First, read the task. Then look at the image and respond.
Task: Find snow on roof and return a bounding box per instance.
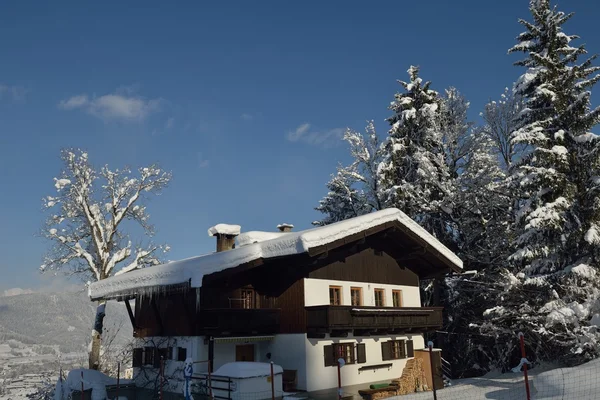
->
[208,223,241,237]
[89,208,463,300]
[213,362,283,378]
[237,231,290,247]
[277,223,294,229]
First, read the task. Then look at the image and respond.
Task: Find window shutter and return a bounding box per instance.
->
[406,340,414,358]
[381,341,391,361]
[324,345,335,367]
[356,343,367,364]
[167,347,173,360]
[153,348,162,368]
[132,348,143,367]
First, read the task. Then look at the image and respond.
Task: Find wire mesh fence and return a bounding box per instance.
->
[393,358,600,400]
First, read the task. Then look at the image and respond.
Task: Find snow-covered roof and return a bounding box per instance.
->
[277,223,294,229]
[213,362,283,378]
[89,208,462,300]
[237,231,290,247]
[208,223,241,237]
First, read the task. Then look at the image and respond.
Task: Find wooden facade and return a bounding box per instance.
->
[131,228,448,339]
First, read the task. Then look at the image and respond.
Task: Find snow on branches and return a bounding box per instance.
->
[40,149,171,282]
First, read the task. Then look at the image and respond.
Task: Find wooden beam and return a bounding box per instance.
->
[124,299,137,329]
[151,297,164,336]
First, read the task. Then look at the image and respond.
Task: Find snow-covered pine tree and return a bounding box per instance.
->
[313,122,385,226]
[41,149,171,370]
[313,166,370,226]
[483,0,600,367]
[378,66,454,245]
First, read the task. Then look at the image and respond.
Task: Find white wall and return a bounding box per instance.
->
[304,278,421,307]
[304,334,425,393]
[265,334,308,390]
[132,336,203,393]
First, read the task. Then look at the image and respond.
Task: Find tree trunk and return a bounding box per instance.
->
[89,301,107,370]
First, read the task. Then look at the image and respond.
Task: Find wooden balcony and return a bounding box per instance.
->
[305,305,443,336]
[198,308,281,336]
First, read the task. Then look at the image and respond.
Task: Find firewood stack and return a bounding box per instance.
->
[393,357,430,395]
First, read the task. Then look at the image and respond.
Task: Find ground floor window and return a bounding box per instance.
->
[324,342,367,366]
[381,339,414,361]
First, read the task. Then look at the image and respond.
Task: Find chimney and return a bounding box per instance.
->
[276,223,294,233]
[208,224,241,252]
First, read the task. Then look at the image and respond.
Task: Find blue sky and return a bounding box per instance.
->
[1,0,599,293]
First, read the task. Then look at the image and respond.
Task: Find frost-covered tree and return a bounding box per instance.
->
[379,66,454,245]
[483,0,600,366]
[313,166,370,226]
[440,87,473,178]
[40,149,171,370]
[481,88,525,170]
[313,122,385,226]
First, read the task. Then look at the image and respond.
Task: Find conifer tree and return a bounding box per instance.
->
[483,0,600,366]
[379,66,454,245]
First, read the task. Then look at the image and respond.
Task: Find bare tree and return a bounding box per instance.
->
[40,149,171,370]
[480,87,524,170]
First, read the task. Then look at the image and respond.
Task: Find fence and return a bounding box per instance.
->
[369,334,600,400]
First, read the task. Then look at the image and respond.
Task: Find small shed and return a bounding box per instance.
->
[212,362,283,400]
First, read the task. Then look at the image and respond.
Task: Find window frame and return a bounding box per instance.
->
[329,285,343,306]
[382,339,409,361]
[374,288,386,307]
[335,343,356,365]
[392,289,403,307]
[350,287,363,306]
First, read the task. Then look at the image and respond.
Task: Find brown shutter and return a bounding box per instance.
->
[178,347,187,362]
[324,345,335,367]
[381,341,391,361]
[132,348,143,367]
[356,343,367,364]
[406,340,414,358]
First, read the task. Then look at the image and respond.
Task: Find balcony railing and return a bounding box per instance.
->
[305,305,443,335]
[198,308,281,336]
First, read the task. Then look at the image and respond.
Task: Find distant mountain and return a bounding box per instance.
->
[0,291,131,353]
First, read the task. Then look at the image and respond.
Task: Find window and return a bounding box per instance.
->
[132,348,143,367]
[241,288,255,309]
[381,340,414,361]
[392,290,403,307]
[177,347,187,362]
[374,288,385,307]
[144,346,154,365]
[329,286,342,305]
[323,343,366,366]
[351,287,362,306]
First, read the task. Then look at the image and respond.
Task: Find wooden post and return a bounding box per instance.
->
[160,356,164,400]
[208,336,215,373]
[116,362,120,400]
[270,361,275,400]
[518,332,531,400]
[337,360,342,400]
[208,360,214,400]
[428,341,437,400]
[80,370,84,400]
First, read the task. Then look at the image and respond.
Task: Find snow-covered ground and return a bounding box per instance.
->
[390,359,600,400]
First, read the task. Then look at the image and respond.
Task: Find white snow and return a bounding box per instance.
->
[237,231,289,246]
[390,359,600,400]
[213,362,283,378]
[60,369,132,400]
[208,223,241,237]
[89,208,463,300]
[276,223,294,229]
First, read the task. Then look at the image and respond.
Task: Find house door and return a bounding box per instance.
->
[236,344,255,361]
